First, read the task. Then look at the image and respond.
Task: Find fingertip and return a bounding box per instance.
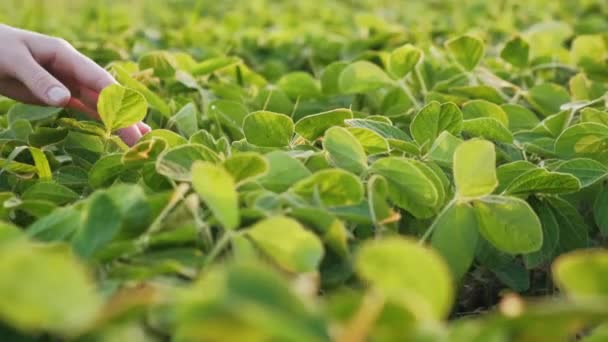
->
[46,86,71,106]
[137,122,152,135]
[118,125,143,147]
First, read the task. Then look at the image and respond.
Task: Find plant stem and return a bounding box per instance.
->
[418,198,456,245]
[203,230,236,268]
[398,79,421,109]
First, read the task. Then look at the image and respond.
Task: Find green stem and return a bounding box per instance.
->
[203,230,237,268]
[418,198,456,245]
[414,65,428,97]
[398,79,420,110]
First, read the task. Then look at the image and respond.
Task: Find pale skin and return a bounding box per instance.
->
[0,24,150,146]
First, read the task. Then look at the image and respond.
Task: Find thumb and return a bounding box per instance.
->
[13,53,70,107]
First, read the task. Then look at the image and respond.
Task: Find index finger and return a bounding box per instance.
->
[26,35,117,92]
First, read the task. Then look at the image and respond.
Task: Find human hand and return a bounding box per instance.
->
[0,24,150,145]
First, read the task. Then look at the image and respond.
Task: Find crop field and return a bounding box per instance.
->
[1,0,608,340]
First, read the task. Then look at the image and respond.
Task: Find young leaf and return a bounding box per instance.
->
[243,111,294,147]
[500,36,530,68]
[97,84,148,132]
[156,144,220,181]
[370,157,440,218]
[247,216,324,273]
[222,152,269,184]
[290,169,364,207]
[411,101,462,148]
[294,109,353,141]
[388,44,422,78]
[356,237,453,319]
[473,195,543,254]
[445,35,485,71]
[462,100,509,126]
[462,118,513,143]
[338,61,394,94]
[259,151,311,193]
[323,126,367,174]
[453,139,498,198]
[192,161,240,230]
[427,131,463,167]
[278,72,321,100]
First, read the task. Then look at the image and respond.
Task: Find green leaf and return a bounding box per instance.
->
[138,50,176,78]
[594,189,608,236]
[0,242,101,335]
[356,237,453,319]
[338,61,394,94]
[370,157,440,218]
[473,195,543,254]
[290,169,364,207]
[555,123,608,163]
[388,44,422,78]
[367,175,398,232]
[427,131,463,167]
[7,104,61,125]
[411,101,462,148]
[278,72,321,100]
[503,168,581,195]
[222,152,269,184]
[552,158,608,187]
[526,83,570,116]
[28,147,52,180]
[445,35,485,71]
[347,127,389,155]
[321,62,348,95]
[156,144,220,181]
[259,151,311,193]
[27,207,81,242]
[345,118,411,141]
[502,104,540,132]
[323,126,367,174]
[431,203,479,280]
[111,65,170,116]
[243,111,294,147]
[89,154,131,189]
[462,100,509,127]
[496,161,538,193]
[462,118,513,143]
[500,36,530,68]
[22,182,79,205]
[170,102,199,138]
[294,109,353,141]
[570,35,607,66]
[140,129,188,147]
[247,216,324,273]
[524,200,560,269]
[72,191,123,258]
[97,84,148,132]
[209,100,249,139]
[453,139,498,198]
[192,161,240,230]
[546,196,590,253]
[553,249,608,299]
[581,107,608,126]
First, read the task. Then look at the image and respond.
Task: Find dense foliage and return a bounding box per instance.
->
[1,0,608,340]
